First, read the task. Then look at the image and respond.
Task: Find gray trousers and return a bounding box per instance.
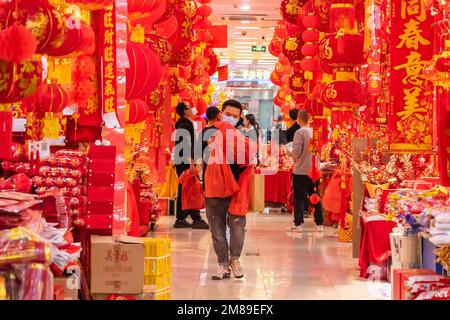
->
[205,197,247,266]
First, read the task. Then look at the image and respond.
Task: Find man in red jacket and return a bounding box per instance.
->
[203,100,257,280]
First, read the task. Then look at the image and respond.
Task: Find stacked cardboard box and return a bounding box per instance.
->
[143,238,171,300]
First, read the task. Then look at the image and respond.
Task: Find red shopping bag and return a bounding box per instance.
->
[228,166,254,216]
[179,170,205,210]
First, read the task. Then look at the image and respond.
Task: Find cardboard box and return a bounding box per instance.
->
[54,276,79,300]
[392,269,435,300]
[90,235,145,294]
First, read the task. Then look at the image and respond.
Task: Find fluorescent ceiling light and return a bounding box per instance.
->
[235,37,258,40]
[240,4,251,11]
[234,26,261,30]
[241,20,251,24]
[234,46,251,49]
[234,42,255,45]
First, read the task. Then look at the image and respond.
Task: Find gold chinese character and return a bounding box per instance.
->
[397,87,427,120]
[104,11,114,29]
[401,0,426,22]
[285,37,298,52]
[396,18,430,50]
[85,97,98,115]
[105,63,115,80]
[105,80,115,96]
[104,29,114,46]
[104,46,114,62]
[104,96,115,113]
[393,51,427,85]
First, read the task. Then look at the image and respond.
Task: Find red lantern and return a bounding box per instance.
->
[270,71,283,86]
[319,33,366,67]
[329,0,356,32]
[304,98,324,117]
[322,77,367,108]
[302,29,320,42]
[204,48,219,76]
[196,4,213,18]
[30,84,69,114]
[274,20,289,40]
[269,40,282,57]
[145,34,172,64]
[170,67,188,94]
[126,41,163,100]
[282,36,304,63]
[0,57,43,103]
[280,0,305,24]
[168,5,194,55]
[154,15,178,39]
[289,71,304,92]
[0,24,38,64]
[292,91,307,104]
[45,20,95,57]
[196,98,208,115]
[285,22,304,37]
[5,1,66,54]
[189,57,204,85]
[128,99,149,124]
[169,43,194,67]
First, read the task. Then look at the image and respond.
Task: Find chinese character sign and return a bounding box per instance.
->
[100,4,117,114]
[389,0,435,152]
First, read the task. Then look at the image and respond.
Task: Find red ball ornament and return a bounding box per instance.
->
[28,84,69,114]
[292,91,307,104]
[302,29,320,42]
[310,193,321,205]
[301,43,319,56]
[196,4,213,17]
[128,99,150,124]
[302,14,320,28]
[203,48,219,76]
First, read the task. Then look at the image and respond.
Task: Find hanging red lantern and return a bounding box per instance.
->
[29,84,69,114]
[170,67,189,94]
[269,40,282,57]
[285,22,304,37]
[274,20,289,39]
[128,99,149,124]
[0,24,38,64]
[169,43,194,67]
[282,36,304,64]
[45,20,95,57]
[304,97,324,117]
[154,15,178,39]
[289,71,305,92]
[280,0,304,24]
[126,41,163,100]
[145,34,172,64]
[321,71,367,108]
[128,0,158,13]
[168,5,194,55]
[189,56,204,85]
[196,4,213,18]
[0,57,43,103]
[196,98,208,115]
[204,48,219,76]
[319,33,366,67]
[329,0,356,33]
[292,91,307,104]
[270,71,283,86]
[273,94,283,107]
[5,1,66,54]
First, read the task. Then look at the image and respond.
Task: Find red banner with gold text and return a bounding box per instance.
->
[388,0,434,152]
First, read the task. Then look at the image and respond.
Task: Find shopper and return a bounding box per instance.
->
[286,109,324,232]
[173,102,209,230]
[243,114,261,166]
[286,108,300,143]
[204,99,257,280]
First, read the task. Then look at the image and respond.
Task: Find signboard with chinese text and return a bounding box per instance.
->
[388,0,435,152]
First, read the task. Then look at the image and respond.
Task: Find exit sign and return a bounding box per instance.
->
[251,46,266,52]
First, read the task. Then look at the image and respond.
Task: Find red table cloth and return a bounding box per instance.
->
[264,170,292,204]
[359,217,397,279]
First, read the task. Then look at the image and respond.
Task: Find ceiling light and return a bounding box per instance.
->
[240,4,251,11]
[241,20,251,24]
[234,42,255,45]
[234,46,251,49]
[235,37,258,40]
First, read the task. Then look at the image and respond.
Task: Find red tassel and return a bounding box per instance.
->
[0,24,38,64]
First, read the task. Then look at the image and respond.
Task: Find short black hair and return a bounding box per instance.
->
[289,108,299,121]
[206,106,220,121]
[176,102,188,117]
[222,99,242,114]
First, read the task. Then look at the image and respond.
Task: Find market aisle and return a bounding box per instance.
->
[149,212,390,300]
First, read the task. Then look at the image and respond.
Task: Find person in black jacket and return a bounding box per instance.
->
[173,102,209,229]
[286,108,300,143]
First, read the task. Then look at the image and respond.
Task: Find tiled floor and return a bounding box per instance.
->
[149,211,391,300]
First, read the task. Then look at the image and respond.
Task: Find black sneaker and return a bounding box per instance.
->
[173,219,192,228]
[192,219,209,230]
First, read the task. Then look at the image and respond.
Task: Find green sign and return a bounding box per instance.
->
[251,46,266,52]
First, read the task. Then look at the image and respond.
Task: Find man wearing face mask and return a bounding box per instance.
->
[173,102,209,229]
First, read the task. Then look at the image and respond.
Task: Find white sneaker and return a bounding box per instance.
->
[230,260,244,279]
[286,224,303,232]
[211,265,231,280]
[315,225,324,232]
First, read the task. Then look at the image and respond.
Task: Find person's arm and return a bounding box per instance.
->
[291,130,304,161]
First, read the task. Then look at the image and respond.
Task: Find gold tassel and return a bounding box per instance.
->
[130,25,145,43]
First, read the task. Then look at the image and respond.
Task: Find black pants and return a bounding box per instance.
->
[292,174,323,226]
[175,164,201,221]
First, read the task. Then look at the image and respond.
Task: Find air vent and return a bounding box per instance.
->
[228,15,258,21]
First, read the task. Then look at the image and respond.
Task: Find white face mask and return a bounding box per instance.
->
[223,115,238,127]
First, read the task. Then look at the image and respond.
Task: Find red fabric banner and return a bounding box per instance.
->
[209,25,228,48]
[218,65,228,82]
[388,0,435,152]
[436,88,450,186]
[99,5,117,115]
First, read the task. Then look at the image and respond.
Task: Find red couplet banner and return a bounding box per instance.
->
[218,65,229,82]
[388,0,435,152]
